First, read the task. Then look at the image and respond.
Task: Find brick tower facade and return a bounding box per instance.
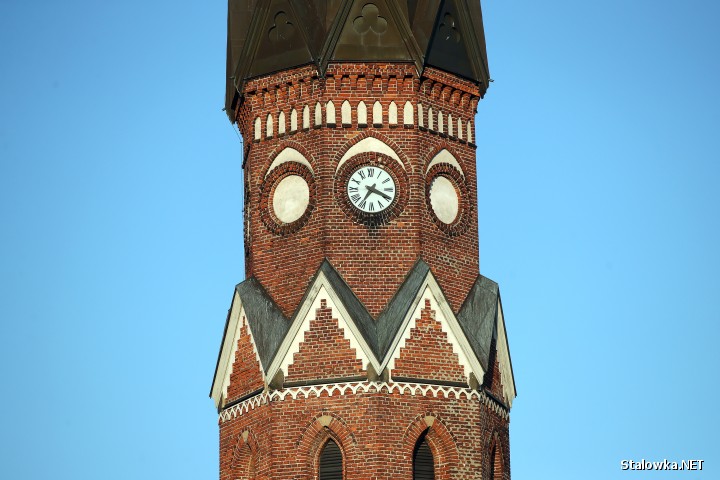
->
[211,1,516,479]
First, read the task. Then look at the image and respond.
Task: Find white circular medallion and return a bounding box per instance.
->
[429,176,459,224]
[273,175,309,223]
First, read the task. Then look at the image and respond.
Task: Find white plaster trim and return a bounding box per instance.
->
[337,137,404,171]
[326,101,336,125]
[496,299,516,407]
[314,102,322,126]
[372,101,382,125]
[385,285,481,384]
[290,109,298,132]
[211,292,265,408]
[267,273,381,381]
[403,101,414,126]
[341,100,351,125]
[357,101,367,125]
[425,149,464,177]
[302,105,310,129]
[219,381,509,422]
[264,147,313,177]
[388,101,397,125]
[278,111,286,135]
[266,114,273,138]
[254,117,261,140]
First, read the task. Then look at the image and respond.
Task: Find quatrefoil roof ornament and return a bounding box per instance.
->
[225,0,491,120]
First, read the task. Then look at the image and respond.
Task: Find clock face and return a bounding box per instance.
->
[346,165,396,213]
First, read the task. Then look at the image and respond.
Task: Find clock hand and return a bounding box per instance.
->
[361,183,376,202]
[366,185,392,201]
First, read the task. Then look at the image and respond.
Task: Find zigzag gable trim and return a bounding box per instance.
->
[383,280,485,384]
[268,277,380,381]
[496,297,516,407]
[211,258,516,408]
[211,292,266,408]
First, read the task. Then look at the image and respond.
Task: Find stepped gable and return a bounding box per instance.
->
[392,299,467,383]
[285,299,366,383]
[211,258,515,407]
[226,321,265,403]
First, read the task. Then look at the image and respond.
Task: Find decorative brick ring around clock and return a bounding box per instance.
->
[425,163,472,236]
[260,162,316,235]
[335,152,409,227]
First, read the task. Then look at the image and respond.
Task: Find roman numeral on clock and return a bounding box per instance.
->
[351,194,361,203]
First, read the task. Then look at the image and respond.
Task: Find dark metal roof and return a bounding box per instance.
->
[456,274,498,371]
[225,0,491,119]
[376,258,430,357]
[223,258,504,378]
[235,277,292,370]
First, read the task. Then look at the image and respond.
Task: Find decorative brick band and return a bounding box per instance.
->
[251,101,475,146]
[219,381,509,422]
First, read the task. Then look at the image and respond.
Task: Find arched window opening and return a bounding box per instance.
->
[490,443,503,480]
[319,438,343,480]
[413,430,435,480]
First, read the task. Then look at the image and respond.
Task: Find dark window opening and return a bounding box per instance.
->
[413,430,435,480]
[319,438,343,480]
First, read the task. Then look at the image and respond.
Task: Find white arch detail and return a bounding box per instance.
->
[265,147,314,177]
[337,137,404,171]
[425,149,464,177]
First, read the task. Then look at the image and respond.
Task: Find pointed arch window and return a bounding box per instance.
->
[413,431,435,480]
[490,443,503,480]
[319,438,343,480]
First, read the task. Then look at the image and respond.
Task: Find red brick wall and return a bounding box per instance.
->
[219,389,510,480]
[236,63,481,317]
[219,62,511,480]
[285,300,366,383]
[392,299,467,383]
[226,321,265,404]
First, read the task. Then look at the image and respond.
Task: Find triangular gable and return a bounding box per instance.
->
[424,0,489,83]
[330,0,416,62]
[456,275,498,372]
[267,269,380,381]
[495,295,516,407]
[231,0,315,92]
[211,258,515,407]
[210,278,290,408]
[381,273,486,383]
[210,292,263,408]
[279,286,370,383]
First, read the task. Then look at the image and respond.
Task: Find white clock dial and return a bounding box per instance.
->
[346,165,396,213]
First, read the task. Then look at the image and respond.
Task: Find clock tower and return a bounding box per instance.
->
[211,1,516,479]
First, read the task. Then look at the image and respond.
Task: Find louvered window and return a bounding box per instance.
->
[413,432,435,480]
[319,439,343,480]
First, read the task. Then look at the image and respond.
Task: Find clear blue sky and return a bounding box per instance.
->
[1,1,718,479]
